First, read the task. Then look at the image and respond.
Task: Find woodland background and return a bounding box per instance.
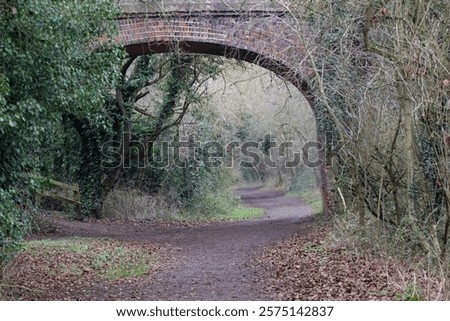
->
[1,0,449,299]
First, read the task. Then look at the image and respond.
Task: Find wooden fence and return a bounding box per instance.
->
[35,178,81,215]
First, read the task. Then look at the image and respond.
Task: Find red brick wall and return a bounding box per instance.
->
[117,14,312,86]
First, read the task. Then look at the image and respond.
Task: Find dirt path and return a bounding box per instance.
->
[52,187,314,300]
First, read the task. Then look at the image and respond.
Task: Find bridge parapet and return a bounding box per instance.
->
[117,0,287,16]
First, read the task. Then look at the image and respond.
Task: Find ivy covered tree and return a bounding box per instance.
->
[0,0,123,263]
[98,53,225,215]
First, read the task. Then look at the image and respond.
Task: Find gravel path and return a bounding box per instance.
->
[51,186,314,300]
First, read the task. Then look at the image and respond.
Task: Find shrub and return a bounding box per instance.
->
[102,188,181,220]
[0,189,30,266]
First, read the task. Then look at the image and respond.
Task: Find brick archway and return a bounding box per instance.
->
[117,2,313,87]
[116,1,331,216]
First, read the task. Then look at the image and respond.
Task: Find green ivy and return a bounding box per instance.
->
[0,188,30,266]
[0,0,124,261]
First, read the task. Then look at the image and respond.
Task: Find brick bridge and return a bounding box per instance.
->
[116,0,331,215]
[117,1,313,89]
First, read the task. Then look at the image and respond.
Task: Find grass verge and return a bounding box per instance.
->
[1,237,159,300]
[290,189,323,214]
[216,205,265,221]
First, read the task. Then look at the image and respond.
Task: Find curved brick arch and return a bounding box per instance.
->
[117,13,313,89]
[116,5,331,216]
